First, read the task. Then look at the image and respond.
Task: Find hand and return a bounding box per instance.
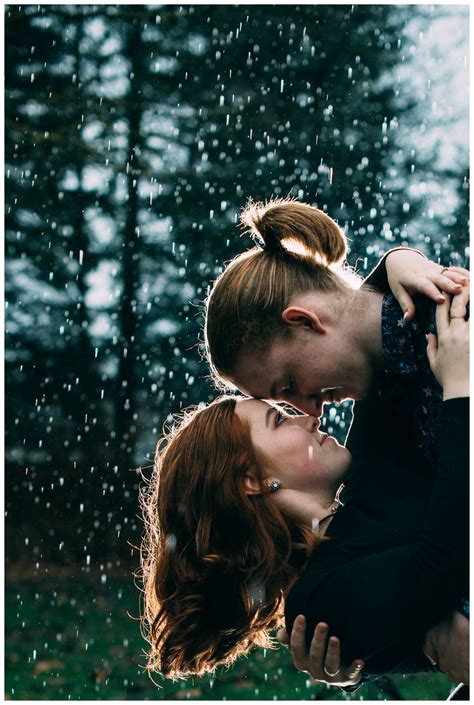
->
[426,289,469,398]
[277,615,364,687]
[423,610,469,684]
[385,249,469,322]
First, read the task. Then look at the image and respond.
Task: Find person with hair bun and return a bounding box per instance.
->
[140,292,468,694]
[204,197,470,693]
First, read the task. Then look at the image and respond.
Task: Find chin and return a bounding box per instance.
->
[338,446,352,468]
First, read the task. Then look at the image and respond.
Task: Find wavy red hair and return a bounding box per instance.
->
[140,395,317,680]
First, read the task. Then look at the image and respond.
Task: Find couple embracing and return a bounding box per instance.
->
[140,199,469,698]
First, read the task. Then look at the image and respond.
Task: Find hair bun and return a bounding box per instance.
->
[240,197,347,265]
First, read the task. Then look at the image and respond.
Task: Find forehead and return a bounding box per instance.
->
[235,398,271,423]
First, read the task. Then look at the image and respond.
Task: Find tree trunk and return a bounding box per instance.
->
[116,18,143,459]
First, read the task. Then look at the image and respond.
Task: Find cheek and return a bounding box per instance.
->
[290,445,321,481]
[272,437,310,475]
[308,446,342,478]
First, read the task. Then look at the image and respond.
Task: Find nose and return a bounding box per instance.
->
[307,416,321,432]
[291,415,320,432]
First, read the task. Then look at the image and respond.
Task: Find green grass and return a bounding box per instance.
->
[5,566,454,700]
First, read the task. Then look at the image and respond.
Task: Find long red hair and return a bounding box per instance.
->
[140,395,317,679]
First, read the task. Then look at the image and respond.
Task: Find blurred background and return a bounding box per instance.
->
[5,4,469,700]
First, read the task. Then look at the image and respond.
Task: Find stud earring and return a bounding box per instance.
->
[269,480,282,493]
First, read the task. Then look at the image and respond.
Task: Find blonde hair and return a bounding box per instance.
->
[205,198,354,387]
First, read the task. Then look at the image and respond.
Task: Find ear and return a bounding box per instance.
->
[282,306,327,334]
[243,474,264,496]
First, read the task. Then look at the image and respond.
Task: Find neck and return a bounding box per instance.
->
[353,287,384,363]
[337,287,384,385]
[273,484,344,532]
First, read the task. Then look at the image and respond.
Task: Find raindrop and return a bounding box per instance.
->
[248,577,266,607]
[165,534,177,552]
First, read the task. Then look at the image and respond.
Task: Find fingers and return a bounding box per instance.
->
[445,266,470,282]
[426,333,438,370]
[277,627,290,647]
[392,286,415,322]
[320,635,364,685]
[288,618,364,686]
[306,621,328,674]
[418,278,447,303]
[435,274,465,295]
[290,615,310,671]
[323,635,341,678]
[435,294,451,334]
[346,659,365,681]
[419,267,469,304]
[450,285,470,319]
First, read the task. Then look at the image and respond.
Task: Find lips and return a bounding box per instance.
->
[319,432,328,445]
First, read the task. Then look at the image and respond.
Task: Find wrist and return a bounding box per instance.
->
[386,247,427,261]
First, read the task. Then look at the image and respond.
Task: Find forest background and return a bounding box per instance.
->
[5,3,469,700]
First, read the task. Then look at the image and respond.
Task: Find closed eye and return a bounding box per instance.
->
[321,388,336,403]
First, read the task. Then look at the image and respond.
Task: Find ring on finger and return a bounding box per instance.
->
[323,666,341,677]
[440,266,451,275]
[450,315,465,319]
